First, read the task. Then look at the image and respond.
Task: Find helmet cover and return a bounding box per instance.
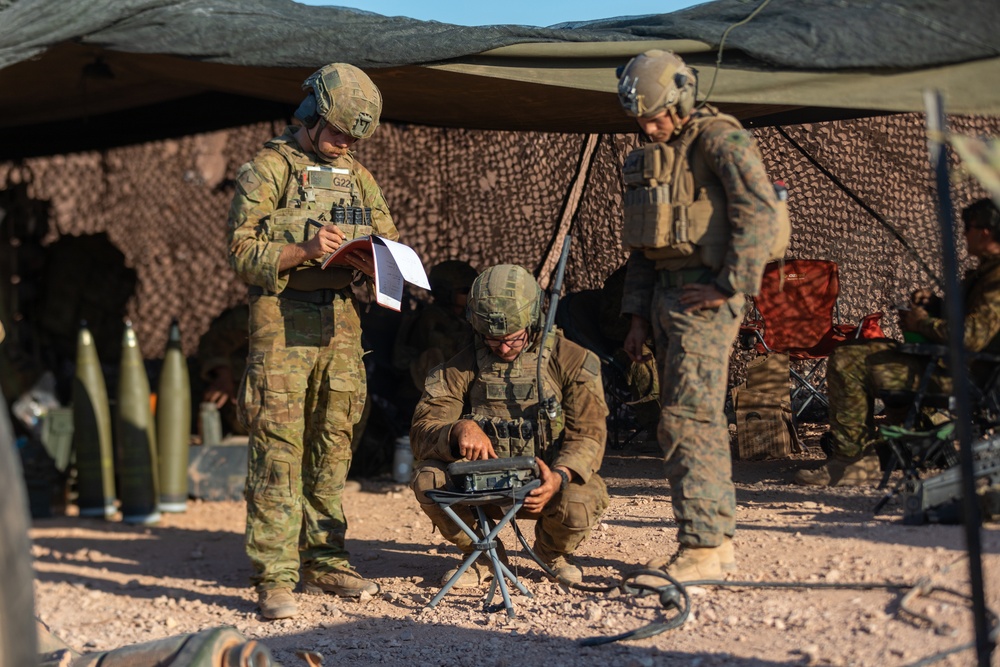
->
[467,265,542,336]
[617,49,697,119]
[300,63,382,139]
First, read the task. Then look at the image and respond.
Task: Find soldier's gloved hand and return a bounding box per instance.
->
[523,458,564,514]
[450,420,498,460]
[302,224,347,260]
[624,316,652,364]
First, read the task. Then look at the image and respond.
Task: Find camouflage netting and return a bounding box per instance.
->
[0,114,996,380]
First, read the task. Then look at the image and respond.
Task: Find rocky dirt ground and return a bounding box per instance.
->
[29,429,1000,667]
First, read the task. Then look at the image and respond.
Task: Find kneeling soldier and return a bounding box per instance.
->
[410,264,610,586]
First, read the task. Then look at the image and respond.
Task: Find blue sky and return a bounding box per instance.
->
[293,1,706,27]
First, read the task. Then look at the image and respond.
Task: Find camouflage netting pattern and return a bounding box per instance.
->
[0,114,996,393]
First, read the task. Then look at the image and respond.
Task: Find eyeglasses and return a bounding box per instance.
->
[483,330,530,351]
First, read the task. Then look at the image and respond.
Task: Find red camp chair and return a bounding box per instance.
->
[740,259,884,418]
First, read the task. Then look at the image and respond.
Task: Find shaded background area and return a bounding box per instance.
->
[0,113,995,366]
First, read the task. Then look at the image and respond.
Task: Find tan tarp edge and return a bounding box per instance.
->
[432,51,1000,117]
[0,0,997,152]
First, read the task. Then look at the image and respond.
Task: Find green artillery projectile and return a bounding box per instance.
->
[157,318,191,513]
[116,321,160,525]
[72,323,116,518]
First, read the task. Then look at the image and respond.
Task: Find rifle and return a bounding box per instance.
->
[535,235,572,453]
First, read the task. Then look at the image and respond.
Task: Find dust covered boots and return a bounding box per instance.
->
[302,567,379,597]
[633,542,732,589]
[541,554,583,585]
[794,452,880,487]
[258,588,297,620]
[440,559,495,588]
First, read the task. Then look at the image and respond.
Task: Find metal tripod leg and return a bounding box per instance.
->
[426,497,533,617]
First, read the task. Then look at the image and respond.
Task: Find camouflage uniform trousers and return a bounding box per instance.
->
[651,286,743,548]
[239,293,367,592]
[827,339,949,459]
[411,460,609,560]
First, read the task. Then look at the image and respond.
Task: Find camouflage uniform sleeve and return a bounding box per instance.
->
[409,348,476,462]
[550,338,608,483]
[227,149,289,292]
[913,259,1000,352]
[620,251,656,320]
[354,162,398,242]
[698,123,781,297]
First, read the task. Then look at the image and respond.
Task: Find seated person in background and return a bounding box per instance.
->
[555,265,660,439]
[409,264,609,586]
[598,265,660,436]
[796,198,1000,486]
[393,260,478,394]
[196,304,250,437]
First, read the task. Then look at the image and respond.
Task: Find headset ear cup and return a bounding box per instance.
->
[674,68,697,117]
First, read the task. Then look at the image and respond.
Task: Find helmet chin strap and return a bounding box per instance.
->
[307,119,337,164]
[668,106,687,137]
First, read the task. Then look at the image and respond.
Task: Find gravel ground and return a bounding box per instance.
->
[30,434,1000,667]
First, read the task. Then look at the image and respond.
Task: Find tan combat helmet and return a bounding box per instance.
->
[616,49,697,120]
[297,63,382,140]
[467,265,542,337]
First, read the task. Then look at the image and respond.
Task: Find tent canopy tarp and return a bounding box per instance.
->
[0,0,998,156]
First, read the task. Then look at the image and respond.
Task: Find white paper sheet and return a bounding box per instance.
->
[321,235,430,312]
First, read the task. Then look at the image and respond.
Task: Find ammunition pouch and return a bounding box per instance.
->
[622,143,730,269]
[267,206,373,269]
[447,456,539,494]
[464,415,536,458]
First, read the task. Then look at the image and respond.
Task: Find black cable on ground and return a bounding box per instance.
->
[508,517,997,661]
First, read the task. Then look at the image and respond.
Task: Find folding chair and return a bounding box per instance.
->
[873,343,1000,514]
[424,457,542,618]
[740,259,884,419]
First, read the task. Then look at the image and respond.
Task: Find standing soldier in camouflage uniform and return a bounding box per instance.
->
[797,198,1000,486]
[616,50,782,582]
[410,265,609,586]
[228,63,397,619]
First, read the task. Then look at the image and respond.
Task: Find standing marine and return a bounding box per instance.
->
[616,50,783,582]
[228,62,397,619]
[410,264,609,586]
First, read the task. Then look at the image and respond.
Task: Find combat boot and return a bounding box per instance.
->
[441,542,509,588]
[794,452,880,487]
[632,545,724,590]
[440,559,495,588]
[258,588,297,620]
[541,554,583,585]
[718,536,737,573]
[302,566,379,598]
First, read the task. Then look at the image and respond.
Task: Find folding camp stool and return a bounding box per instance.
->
[424,477,542,618]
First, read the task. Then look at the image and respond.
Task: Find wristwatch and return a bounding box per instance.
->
[554,468,570,491]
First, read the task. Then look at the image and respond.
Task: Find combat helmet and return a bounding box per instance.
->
[429,260,478,306]
[295,63,382,140]
[616,49,697,120]
[467,265,542,337]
